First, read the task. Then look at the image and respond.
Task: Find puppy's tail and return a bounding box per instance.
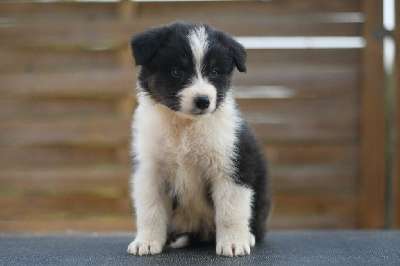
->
[168,233,214,249]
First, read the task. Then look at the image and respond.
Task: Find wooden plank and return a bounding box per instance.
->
[233,64,360,88]
[268,214,357,229]
[0,196,128,219]
[0,69,136,99]
[359,0,386,228]
[393,0,400,229]
[138,1,362,17]
[0,23,126,48]
[253,122,357,145]
[247,49,361,66]
[0,117,130,146]
[0,49,119,72]
[233,85,357,101]
[0,147,120,167]
[0,2,118,23]
[0,216,135,232]
[237,97,358,143]
[266,145,358,165]
[0,99,118,120]
[0,165,129,191]
[273,194,359,215]
[271,164,358,193]
[237,97,358,121]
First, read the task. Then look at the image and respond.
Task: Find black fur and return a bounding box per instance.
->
[233,121,271,241]
[130,25,171,66]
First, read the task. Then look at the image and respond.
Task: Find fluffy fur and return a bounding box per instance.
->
[127,22,271,257]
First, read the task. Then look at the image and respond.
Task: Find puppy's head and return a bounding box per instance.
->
[130,21,246,118]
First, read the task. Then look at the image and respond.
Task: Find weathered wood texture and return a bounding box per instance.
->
[393,0,400,229]
[0,0,386,232]
[359,0,386,229]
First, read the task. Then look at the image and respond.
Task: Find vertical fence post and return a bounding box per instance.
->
[393,0,400,229]
[118,0,138,68]
[360,0,387,228]
[119,0,136,23]
[117,0,138,119]
[117,0,139,213]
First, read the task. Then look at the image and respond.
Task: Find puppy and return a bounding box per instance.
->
[127,22,271,257]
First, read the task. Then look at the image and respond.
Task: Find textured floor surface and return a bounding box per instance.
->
[1,231,399,265]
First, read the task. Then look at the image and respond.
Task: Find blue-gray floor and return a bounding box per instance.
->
[1,231,399,265]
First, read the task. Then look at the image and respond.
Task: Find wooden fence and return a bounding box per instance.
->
[393,0,400,229]
[0,0,397,231]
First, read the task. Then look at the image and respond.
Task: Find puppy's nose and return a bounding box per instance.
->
[195,96,210,110]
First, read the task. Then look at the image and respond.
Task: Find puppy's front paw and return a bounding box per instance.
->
[249,233,256,247]
[127,238,163,256]
[216,240,251,257]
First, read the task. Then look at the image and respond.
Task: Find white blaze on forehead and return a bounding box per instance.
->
[187,26,209,76]
[180,26,216,116]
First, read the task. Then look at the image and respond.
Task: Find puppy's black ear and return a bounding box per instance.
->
[214,30,247,73]
[130,26,169,66]
[230,41,247,73]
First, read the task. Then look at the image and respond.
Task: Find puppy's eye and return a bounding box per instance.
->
[210,68,219,78]
[171,68,184,77]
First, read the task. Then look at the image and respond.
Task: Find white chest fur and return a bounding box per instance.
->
[132,92,240,236]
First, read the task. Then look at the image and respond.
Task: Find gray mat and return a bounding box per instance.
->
[1,231,399,265]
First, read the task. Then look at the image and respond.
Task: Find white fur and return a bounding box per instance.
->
[169,235,189,249]
[127,161,170,255]
[178,79,217,116]
[188,26,209,77]
[128,91,255,256]
[214,181,253,257]
[179,26,216,116]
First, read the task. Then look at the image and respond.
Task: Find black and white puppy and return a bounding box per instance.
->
[127,22,271,257]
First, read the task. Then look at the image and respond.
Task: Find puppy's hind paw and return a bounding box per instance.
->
[127,238,163,256]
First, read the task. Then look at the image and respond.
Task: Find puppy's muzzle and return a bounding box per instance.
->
[195,95,210,110]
